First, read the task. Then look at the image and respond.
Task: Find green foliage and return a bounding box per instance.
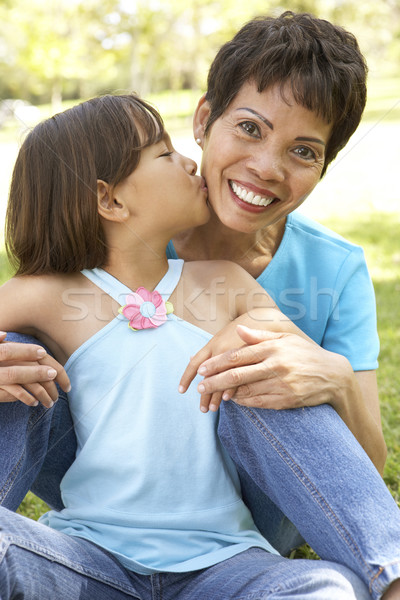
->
[325,213,400,506]
[17,492,49,520]
[0,247,12,281]
[363,76,400,122]
[0,0,399,105]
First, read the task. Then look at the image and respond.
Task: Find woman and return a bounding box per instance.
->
[1,11,399,599]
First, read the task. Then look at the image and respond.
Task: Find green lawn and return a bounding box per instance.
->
[0,79,399,554]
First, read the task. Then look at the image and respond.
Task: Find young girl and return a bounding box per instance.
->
[0,94,376,598]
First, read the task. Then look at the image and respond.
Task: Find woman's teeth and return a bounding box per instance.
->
[230,181,275,207]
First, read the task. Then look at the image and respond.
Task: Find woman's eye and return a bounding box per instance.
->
[160,151,173,157]
[293,146,317,161]
[239,121,260,137]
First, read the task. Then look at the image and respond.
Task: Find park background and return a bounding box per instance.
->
[0,0,399,552]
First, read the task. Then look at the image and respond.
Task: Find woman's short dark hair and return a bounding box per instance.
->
[6,94,164,275]
[205,11,368,176]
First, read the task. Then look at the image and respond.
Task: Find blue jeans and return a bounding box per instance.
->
[0,507,371,599]
[1,333,400,599]
[0,334,301,553]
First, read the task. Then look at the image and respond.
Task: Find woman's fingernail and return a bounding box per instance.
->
[47,368,57,378]
[222,392,230,401]
[178,385,185,393]
[36,348,46,358]
[200,406,208,413]
[198,366,206,375]
[198,383,205,393]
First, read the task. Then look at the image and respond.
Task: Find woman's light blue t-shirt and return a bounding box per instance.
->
[167,212,379,370]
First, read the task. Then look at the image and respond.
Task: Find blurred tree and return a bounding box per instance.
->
[0,0,398,105]
[0,0,118,108]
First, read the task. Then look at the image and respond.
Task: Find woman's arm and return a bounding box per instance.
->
[179,262,386,474]
[0,334,70,407]
[185,324,386,474]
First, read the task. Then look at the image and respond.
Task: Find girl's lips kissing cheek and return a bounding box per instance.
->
[228,180,279,212]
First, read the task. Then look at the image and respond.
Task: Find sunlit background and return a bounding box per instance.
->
[0,0,399,232]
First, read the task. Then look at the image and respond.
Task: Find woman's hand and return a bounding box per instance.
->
[179,320,246,413]
[0,332,71,408]
[180,324,386,472]
[180,324,350,413]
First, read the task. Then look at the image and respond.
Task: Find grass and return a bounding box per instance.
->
[1,77,399,557]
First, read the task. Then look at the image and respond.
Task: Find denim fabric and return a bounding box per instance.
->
[1,334,400,599]
[0,507,371,599]
[0,333,299,552]
[0,333,74,511]
[218,400,400,599]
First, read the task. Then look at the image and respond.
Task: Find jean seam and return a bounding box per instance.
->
[369,560,400,598]
[0,406,50,505]
[238,405,375,583]
[234,590,282,600]
[151,573,163,600]
[0,454,25,504]
[2,533,140,597]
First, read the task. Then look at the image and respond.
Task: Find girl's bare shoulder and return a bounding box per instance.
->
[1,272,84,300]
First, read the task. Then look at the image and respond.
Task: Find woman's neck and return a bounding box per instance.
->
[172,212,286,279]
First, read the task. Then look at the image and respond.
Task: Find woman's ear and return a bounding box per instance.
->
[97,180,129,222]
[193,94,211,144]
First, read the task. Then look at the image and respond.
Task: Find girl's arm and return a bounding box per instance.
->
[0,279,70,407]
[179,264,386,474]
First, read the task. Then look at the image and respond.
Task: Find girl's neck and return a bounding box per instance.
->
[172,212,286,279]
[101,242,170,292]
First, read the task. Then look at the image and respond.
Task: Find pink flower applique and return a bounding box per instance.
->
[119,287,173,331]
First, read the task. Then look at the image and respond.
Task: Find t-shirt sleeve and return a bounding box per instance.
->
[321,246,379,371]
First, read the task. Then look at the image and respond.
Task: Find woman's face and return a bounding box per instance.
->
[194,81,332,234]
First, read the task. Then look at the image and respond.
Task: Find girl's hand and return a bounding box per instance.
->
[180,324,350,413]
[0,333,71,408]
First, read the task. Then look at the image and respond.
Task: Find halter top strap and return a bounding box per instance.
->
[81,259,184,305]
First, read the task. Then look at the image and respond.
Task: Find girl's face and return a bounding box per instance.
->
[114,132,209,238]
[194,81,332,234]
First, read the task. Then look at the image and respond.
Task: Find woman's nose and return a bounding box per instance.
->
[247,146,285,182]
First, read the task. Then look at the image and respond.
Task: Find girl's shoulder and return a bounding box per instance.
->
[0,272,87,329]
[1,272,83,297]
[0,272,95,361]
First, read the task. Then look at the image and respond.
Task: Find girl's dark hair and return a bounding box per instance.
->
[205,11,368,176]
[5,94,164,275]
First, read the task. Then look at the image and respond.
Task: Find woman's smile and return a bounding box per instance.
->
[229,180,279,209]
